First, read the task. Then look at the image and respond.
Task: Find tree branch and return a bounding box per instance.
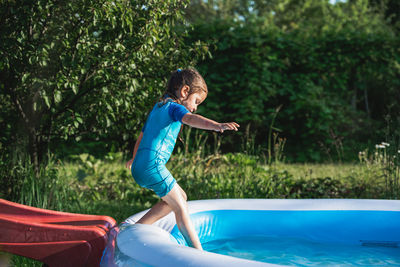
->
[3,85,36,137]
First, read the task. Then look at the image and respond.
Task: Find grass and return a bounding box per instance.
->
[6,151,399,218]
[278,163,364,180]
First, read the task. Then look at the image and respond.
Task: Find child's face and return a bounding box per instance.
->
[181,91,207,113]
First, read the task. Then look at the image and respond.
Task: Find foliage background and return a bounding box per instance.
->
[186,0,400,162]
[1,0,399,166]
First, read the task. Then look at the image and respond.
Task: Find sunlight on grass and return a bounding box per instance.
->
[278,163,366,180]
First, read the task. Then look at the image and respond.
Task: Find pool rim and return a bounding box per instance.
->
[109,199,400,267]
[125,198,400,232]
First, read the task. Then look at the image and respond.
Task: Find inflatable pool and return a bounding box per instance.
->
[100,199,400,266]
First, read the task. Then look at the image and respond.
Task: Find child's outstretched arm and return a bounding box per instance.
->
[182,113,239,132]
[125,131,143,169]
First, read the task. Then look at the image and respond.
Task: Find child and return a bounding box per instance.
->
[125,68,239,250]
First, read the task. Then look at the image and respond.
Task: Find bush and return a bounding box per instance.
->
[187,19,400,162]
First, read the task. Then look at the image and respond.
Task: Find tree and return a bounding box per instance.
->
[186,0,399,161]
[0,0,206,173]
[368,0,400,32]
[185,0,251,22]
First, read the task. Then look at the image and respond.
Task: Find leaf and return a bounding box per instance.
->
[22,73,29,83]
[54,91,62,103]
[79,153,89,162]
[43,95,50,108]
[72,84,78,94]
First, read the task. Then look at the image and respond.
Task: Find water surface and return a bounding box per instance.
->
[203,236,400,266]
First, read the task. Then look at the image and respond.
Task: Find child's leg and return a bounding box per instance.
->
[161,185,202,250]
[136,184,187,225]
[136,200,170,224]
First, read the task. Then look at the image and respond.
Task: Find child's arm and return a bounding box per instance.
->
[125,131,143,169]
[182,113,239,132]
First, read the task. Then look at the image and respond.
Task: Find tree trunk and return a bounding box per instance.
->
[364,88,370,118]
[349,68,357,111]
[28,130,40,177]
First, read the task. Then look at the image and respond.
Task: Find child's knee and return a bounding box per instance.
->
[176,184,187,201]
[173,201,188,216]
[181,190,187,201]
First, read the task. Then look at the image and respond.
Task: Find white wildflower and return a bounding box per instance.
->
[381,142,390,147]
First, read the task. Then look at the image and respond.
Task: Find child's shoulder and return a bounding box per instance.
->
[156,99,183,109]
[151,100,175,115]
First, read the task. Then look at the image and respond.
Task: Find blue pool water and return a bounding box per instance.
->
[170,210,400,266]
[203,235,400,266]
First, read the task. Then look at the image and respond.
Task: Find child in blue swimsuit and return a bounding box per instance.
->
[126,68,239,250]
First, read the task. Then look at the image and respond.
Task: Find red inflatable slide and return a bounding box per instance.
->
[0,199,117,266]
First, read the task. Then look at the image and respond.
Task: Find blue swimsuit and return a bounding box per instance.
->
[131,99,189,197]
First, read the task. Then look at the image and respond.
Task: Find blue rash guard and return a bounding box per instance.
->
[131,99,190,197]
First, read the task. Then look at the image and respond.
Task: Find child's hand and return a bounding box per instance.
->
[216,122,240,133]
[125,158,134,170]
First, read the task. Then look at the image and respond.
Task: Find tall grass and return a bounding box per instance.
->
[358,142,400,199]
[1,157,77,211]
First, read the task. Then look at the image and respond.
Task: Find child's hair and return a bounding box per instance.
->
[160,68,208,104]
[159,68,208,144]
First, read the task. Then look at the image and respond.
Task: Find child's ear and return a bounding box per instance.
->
[180,85,190,98]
